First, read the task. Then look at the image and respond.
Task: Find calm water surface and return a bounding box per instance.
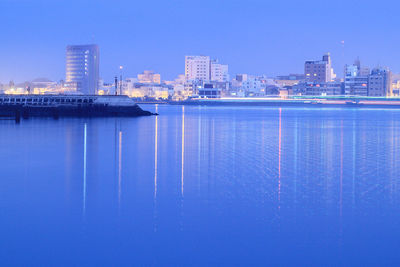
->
[1,105,400,266]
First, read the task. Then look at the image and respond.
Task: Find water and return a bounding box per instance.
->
[1,105,400,266]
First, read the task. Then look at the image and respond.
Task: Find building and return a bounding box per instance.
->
[210,60,229,82]
[241,77,264,95]
[368,68,392,97]
[137,70,161,84]
[185,55,229,83]
[275,74,305,87]
[235,74,248,82]
[344,62,369,96]
[198,83,221,98]
[65,44,99,95]
[392,80,400,96]
[185,55,211,82]
[305,53,333,83]
[276,74,305,81]
[293,82,342,96]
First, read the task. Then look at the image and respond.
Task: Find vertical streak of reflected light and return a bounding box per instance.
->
[154,105,159,232]
[352,120,356,208]
[197,107,201,194]
[340,121,343,217]
[83,123,87,216]
[181,106,185,197]
[294,117,298,205]
[278,108,282,209]
[154,105,158,199]
[118,131,122,206]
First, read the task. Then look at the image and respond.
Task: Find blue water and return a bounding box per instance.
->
[1,105,400,266]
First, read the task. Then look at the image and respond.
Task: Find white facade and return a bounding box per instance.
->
[185,56,210,82]
[137,70,161,84]
[65,44,99,94]
[241,76,264,94]
[185,56,229,83]
[211,61,229,82]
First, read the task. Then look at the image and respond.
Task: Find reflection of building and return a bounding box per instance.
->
[305,53,334,83]
[137,70,161,84]
[65,44,99,94]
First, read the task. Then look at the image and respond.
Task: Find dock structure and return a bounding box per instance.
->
[0,94,154,121]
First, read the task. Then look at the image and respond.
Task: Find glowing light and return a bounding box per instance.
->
[83,123,87,216]
[278,108,282,209]
[181,106,185,197]
[154,105,158,199]
[340,121,343,217]
[118,131,122,205]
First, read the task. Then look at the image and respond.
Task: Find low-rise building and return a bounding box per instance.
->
[137,70,161,84]
[198,83,221,98]
[294,82,343,96]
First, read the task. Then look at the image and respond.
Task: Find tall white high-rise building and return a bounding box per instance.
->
[211,60,229,82]
[185,55,210,82]
[65,44,99,94]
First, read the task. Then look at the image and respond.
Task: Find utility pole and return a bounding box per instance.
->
[114,76,118,95]
[119,66,123,95]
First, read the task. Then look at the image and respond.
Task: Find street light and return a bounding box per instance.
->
[119,66,123,95]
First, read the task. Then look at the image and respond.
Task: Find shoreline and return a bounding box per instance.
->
[137,98,400,109]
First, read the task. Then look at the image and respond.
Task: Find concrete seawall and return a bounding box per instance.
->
[0,95,155,121]
[169,98,400,108]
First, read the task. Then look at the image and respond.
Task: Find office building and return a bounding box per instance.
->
[198,83,221,98]
[368,68,392,97]
[294,82,342,96]
[210,60,229,82]
[185,55,211,82]
[305,53,333,83]
[65,44,99,94]
[344,61,369,96]
[185,55,229,83]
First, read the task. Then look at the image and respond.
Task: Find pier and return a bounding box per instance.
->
[0,94,155,121]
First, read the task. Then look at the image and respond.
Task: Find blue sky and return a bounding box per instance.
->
[0,0,399,83]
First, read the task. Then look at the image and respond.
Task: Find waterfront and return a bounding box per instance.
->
[1,105,400,265]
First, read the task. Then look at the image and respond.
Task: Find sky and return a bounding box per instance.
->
[0,0,399,83]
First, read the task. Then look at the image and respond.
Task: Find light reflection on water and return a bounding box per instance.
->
[1,105,400,265]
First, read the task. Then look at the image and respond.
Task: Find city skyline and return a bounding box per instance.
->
[1,0,400,83]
